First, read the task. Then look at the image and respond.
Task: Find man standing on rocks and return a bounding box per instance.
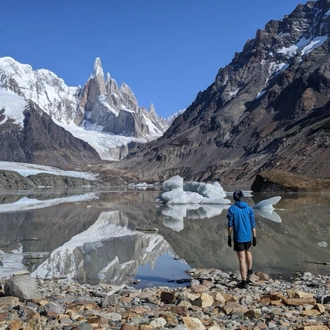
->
[227,190,256,289]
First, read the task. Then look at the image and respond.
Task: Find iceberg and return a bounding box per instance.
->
[155,175,230,205]
[253,196,281,210]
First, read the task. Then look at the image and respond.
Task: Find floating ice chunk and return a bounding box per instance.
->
[183,181,226,198]
[197,182,227,198]
[129,182,154,190]
[253,196,281,210]
[183,181,200,192]
[163,175,183,192]
[185,191,205,204]
[161,190,187,204]
[156,176,229,205]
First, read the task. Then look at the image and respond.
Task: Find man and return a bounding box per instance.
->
[227,190,256,289]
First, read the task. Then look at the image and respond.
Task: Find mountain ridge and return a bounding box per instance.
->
[113,0,330,185]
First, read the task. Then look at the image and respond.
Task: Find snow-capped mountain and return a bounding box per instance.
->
[117,0,330,184]
[0,57,79,123]
[75,57,169,138]
[0,57,169,161]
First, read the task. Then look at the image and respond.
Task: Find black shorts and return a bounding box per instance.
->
[234,241,251,252]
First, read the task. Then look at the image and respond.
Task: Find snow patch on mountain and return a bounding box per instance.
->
[55,120,147,161]
[166,108,186,124]
[278,35,328,57]
[0,160,98,180]
[0,89,27,128]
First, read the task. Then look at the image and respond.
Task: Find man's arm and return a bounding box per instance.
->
[250,208,256,234]
[227,208,233,236]
[227,208,234,247]
[250,208,257,246]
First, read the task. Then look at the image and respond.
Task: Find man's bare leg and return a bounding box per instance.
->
[245,249,253,271]
[236,251,247,281]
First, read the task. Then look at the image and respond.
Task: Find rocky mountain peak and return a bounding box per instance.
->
[119,82,138,112]
[92,57,104,77]
[90,57,106,95]
[0,56,170,163]
[116,0,330,185]
[77,58,161,138]
[149,103,156,113]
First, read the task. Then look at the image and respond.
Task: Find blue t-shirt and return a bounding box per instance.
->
[227,201,255,243]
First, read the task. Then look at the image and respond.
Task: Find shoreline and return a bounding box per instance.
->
[0,268,329,329]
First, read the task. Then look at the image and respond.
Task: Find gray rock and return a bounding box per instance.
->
[43,301,65,315]
[173,326,189,330]
[71,324,94,330]
[4,275,40,300]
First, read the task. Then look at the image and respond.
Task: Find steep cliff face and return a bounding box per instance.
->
[115,0,330,185]
[0,90,102,167]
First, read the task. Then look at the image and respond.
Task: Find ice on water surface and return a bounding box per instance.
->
[155,175,230,205]
[156,176,283,225]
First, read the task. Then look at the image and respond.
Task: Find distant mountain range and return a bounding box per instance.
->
[0,56,179,163]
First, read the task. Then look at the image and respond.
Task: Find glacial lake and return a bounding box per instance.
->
[0,188,329,288]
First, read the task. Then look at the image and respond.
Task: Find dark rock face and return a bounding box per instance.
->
[251,169,330,192]
[0,171,35,189]
[0,101,102,167]
[115,0,330,186]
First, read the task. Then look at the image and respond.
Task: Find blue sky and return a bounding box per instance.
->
[2,0,311,118]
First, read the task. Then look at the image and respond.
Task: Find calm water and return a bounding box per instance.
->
[0,188,329,288]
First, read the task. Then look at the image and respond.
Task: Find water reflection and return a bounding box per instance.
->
[32,210,180,286]
[0,189,329,287]
[254,208,282,223]
[157,204,230,232]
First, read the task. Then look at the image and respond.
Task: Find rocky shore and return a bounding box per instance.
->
[0,268,329,330]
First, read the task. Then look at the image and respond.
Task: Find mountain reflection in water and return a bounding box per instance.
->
[0,189,329,287]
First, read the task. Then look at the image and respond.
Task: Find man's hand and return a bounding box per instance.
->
[253,237,257,247]
[228,236,232,247]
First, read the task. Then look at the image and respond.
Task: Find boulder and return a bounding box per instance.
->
[251,169,330,192]
[4,275,40,301]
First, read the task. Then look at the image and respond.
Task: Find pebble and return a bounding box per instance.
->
[0,268,329,329]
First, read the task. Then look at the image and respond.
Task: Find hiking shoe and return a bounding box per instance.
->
[247,269,253,281]
[237,280,248,289]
